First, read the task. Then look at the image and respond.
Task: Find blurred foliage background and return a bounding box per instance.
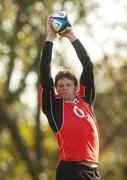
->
[0,0,127,179]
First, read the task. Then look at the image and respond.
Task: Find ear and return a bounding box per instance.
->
[75,86,79,93]
[53,86,58,95]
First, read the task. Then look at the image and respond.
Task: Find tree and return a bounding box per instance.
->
[0,0,90,179]
[0,0,127,179]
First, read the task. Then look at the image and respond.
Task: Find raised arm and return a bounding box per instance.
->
[40,17,56,88]
[61,31,95,106]
[72,39,95,106]
[40,41,53,88]
[40,18,59,131]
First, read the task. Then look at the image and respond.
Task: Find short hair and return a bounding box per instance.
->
[55,70,78,87]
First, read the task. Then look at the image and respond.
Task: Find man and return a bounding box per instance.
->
[40,17,100,180]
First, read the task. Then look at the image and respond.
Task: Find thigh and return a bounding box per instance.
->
[56,161,100,180]
[56,161,82,180]
[78,169,100,180]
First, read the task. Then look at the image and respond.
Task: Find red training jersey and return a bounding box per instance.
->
[55,86,99,163]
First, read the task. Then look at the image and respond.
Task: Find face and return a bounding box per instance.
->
[56,78,78,101]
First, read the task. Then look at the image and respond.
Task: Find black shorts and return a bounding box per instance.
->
[56,161,100,180]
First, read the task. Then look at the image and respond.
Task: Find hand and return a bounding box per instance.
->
[46,17,57,42]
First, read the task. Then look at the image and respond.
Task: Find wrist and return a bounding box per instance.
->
[66,32,77,42]
[46,35,55,42]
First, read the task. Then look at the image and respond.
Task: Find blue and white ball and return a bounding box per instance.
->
[51,11,72,34]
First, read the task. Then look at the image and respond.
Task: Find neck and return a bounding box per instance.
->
[65,97,78,103]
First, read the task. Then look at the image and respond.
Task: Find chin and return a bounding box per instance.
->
[62,96,70,100]
[64,97,73,101]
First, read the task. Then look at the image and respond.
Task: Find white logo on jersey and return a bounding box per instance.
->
[73,106,85,118]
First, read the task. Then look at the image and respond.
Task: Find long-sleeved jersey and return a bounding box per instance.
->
[40,39,99,163]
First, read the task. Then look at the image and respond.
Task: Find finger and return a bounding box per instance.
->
[46,16,53,24]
